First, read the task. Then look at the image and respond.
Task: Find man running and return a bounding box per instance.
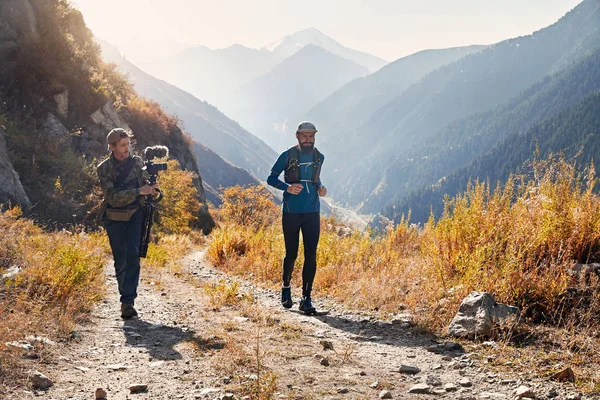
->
[267,121,327,314]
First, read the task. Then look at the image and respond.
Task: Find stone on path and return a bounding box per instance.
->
[459,377,472,387]
[320,340,334,350]
[129,384,148,393]
[425,374,442,387]
[399,365,420,374]
[379,389,393,399]
[444,383,458,392]
[515,385,535,398]
[551,367,575,382]
[95,387,107,399]
[408,384,431,394]
[30,371,53,390]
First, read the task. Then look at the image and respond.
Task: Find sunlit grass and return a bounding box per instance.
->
[208,155,600,330]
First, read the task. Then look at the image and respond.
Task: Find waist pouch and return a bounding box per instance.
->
[106,207,139,222]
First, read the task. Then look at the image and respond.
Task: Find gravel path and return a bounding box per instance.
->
[4,248,581,400]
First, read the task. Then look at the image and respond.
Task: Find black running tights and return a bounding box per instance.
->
[282,212,320,297]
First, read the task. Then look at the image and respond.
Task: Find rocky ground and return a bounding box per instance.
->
[3,248,587,399]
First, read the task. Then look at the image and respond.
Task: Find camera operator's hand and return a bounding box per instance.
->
[318,186,327,197]
[139,184,159,196]
[286,183,303,195]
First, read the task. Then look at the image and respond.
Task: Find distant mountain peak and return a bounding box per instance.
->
[263,27,339,53]
[263,27,387,72]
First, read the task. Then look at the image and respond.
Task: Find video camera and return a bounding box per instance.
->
[142,145,169,185]
[140,145,169,258]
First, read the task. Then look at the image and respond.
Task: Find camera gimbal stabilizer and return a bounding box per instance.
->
[139,145,168,258]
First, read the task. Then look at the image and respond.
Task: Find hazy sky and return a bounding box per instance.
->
[70,0,583,61]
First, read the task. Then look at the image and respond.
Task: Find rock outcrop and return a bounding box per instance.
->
[0,128,30,208]
[448,291,520,338]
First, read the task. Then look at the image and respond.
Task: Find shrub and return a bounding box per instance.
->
[208,155,600,331]
[220,186,279,230]
[154,160,203,235]
[417,155,600,327]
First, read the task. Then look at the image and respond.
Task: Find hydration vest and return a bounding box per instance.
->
[284,146,322,185]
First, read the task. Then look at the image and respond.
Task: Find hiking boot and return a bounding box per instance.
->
[299,296,316,315]
[281,286,292,309]
[120,302,138,319]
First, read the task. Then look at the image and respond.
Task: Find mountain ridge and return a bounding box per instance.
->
[220,43,369,151]
[99,40,271,191]
[263,27,387,72]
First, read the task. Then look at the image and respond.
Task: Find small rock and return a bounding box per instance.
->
[221,394,235,400]
[551,367,575,383]
[459,378,472,387]
[432,364,443,370]
[515,386,535,398]
[30,371,53,390]
[233,316,250,323]
[337,387,349,394]
[25,336,56,346]
[129,384,148,393]
[481,341,498,349]
[432,388,447,395]
[379,389,393,399]
[104,364,128,371]
[479,392,508,399]
[23,352,39,360]
[566,394,582,400]
[399,365,420,374]
[444,383,458,392]
[95,388,107,399]
[443,341,464,352]
[546,389,558,398]
[426,375,442,387]
[370,381,379,388]
[408,384,431,394]
[320,357,330,366]
[149,361,165,368]
[426,344,440,353]
[6,341,34,350]
[320,340,334,350]
[200,387,221,395]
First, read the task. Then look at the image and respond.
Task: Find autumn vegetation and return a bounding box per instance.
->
[207,155,600,390]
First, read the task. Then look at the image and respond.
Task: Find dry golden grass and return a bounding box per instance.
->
[209,157,600,326]
[0,194,201,388]
[0,207,109,386]
[207,157,600,390]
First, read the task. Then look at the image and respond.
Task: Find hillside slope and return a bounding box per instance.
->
[100,41,270,187]
[0,0,214,231]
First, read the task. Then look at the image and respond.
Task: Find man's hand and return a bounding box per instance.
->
[318,186,327,197]
[139,184,159,196]
[286,183,303,195]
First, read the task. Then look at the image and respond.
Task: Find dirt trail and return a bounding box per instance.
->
[5,248,580,400]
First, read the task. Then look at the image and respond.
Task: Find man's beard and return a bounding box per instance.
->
[300,142,314,153]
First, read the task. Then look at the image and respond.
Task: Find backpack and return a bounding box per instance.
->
[284,146,322,184]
